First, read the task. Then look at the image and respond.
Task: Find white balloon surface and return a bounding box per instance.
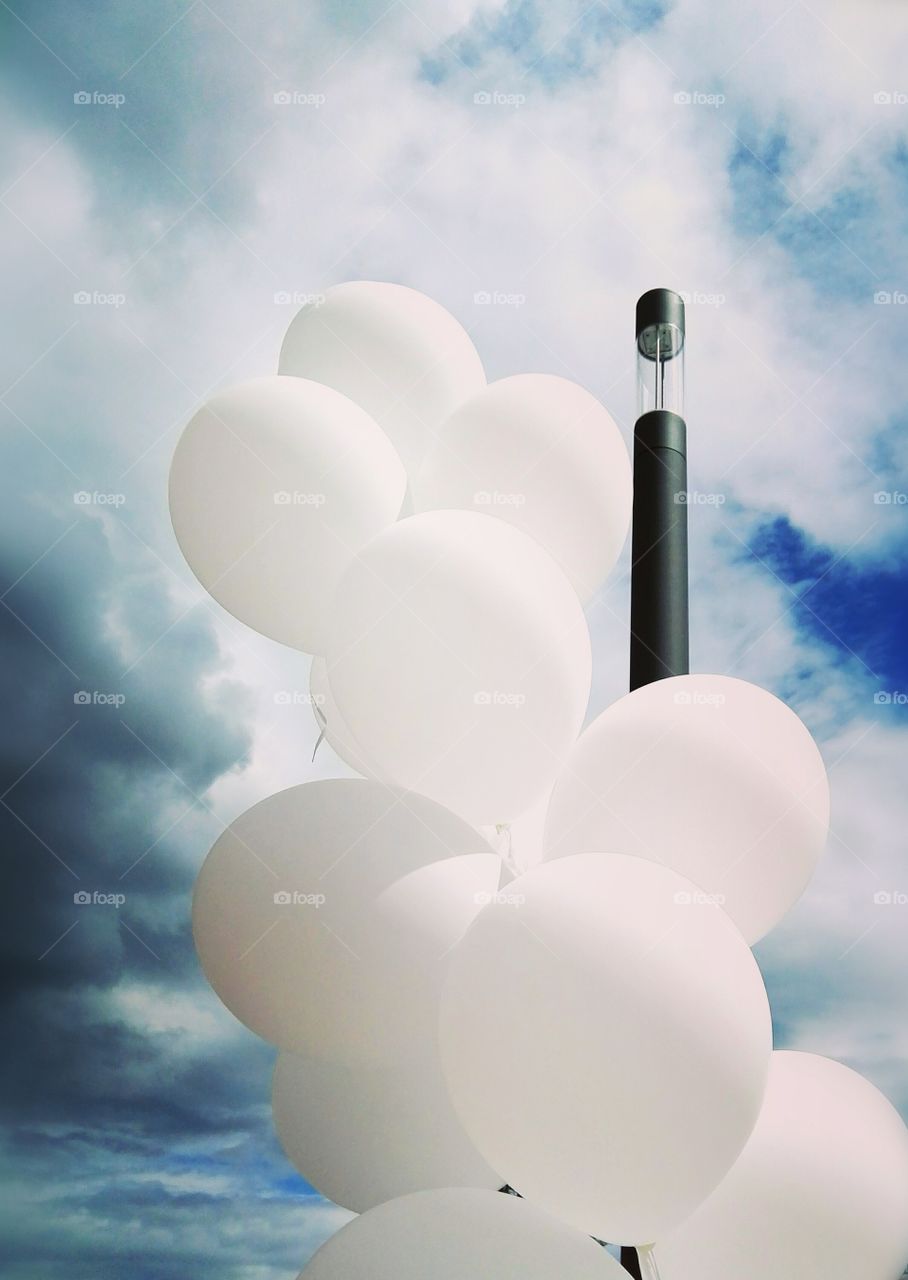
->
[544,674,829,942]
[298,1187,628,1280]
[272,1049,500,1212]
[279,281,486,475]
[309,657,534,882]
[439,852,772,1245]
[192,779,500,1062]
[169,375,405,653]
[656,1051,908,1280]
[326,510,592,826]
[415,374,632,600]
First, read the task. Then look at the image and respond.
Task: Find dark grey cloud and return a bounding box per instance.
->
[0,405,311,1274]
[0,15,334,1256]
[2,1,287,231]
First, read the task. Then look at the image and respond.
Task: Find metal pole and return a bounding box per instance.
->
[621,289,689,1279]
[629,288,689,690]
[504,291,688,1279]
[621,1244,645,1278]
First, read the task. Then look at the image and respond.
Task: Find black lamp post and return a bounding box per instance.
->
[620,288,689,1280]
[629,288,689,691]
[501,289,689,1280]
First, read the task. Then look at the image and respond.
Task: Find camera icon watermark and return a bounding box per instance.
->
[674,889,726,906]
[273,890,326,907]
[874,691,907,705]
[473,90,526,107]
[874,890,908,905]
[273,90,326,107]
[674,490,725,506]
[74,290,127,308]
[273,491,326,506]
[673,690,726,708]
[74,90,126,108]
[873,91,908,106]
[74,490,126,507]
[873,290,908,305]
[274,690,326,706]
[473,690,527,707]
[678,290,726,307]
[273,291,326,307]
[674,90,725,107]
[474,888,526,907]
[74,690,126,707]
[473,489,526,507]
[74,890,126,907]
[473,290,527,307]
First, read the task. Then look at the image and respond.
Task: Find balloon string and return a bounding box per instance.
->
[311,703,327,763]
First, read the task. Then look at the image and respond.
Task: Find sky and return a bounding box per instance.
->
[1,0,907,1276]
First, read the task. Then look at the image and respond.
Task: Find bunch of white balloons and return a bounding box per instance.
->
[171,281,908,1280]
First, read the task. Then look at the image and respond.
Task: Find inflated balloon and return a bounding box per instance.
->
[309,657,524,883]
[544,674,829,943]
[279,281,485,474]
[272,1049,501,1212]
[308,656,538,879]
[308,657,385,781]
[439,852,772,1244]
[298,1187,628,1280]
[326,511,592,827]
[657,1051,908,1280]
[192,779,499,1062]
[414,374,632,600]
[169,375,405,653]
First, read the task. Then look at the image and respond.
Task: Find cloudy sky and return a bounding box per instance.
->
[2,0,908,1275]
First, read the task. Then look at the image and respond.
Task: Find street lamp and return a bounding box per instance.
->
[622,287,689,1280]
[630,288,689,692]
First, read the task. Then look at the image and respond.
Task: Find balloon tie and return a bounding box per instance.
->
[495,822,521,877]
[635,1244,662,1280]
[311,703,327,763]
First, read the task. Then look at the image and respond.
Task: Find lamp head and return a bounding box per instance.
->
[636,288,685,417]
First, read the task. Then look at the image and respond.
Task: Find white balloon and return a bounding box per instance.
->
[192,780,500,1062]
[544,674,829,943]
[415,374,632,600]
[657,1052,908,1280]
[307,662,525,888]
[308,657,385,781]
[272,1049,501,1212]
[169,375,405,654]
[298,1187,628,1280]
[326,511,592,827]
[439,852,772,1245]
[279,281,485,475]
